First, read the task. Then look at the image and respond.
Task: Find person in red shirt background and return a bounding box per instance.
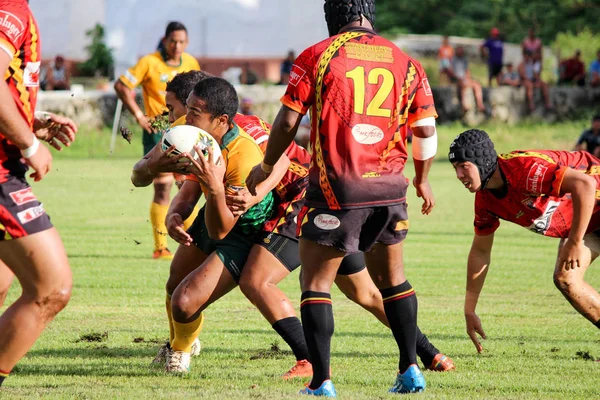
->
[449,129,600,354]
[559,49,586,87]
[246,0,438,395]
[0,0,78,388]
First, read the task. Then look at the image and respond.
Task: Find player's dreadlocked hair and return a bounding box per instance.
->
[324,0,375,37]
[166,71,212,105]
[448,129,498,190]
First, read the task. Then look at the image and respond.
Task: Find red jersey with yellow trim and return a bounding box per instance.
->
[474,150,600,238]
[234,113,310,234]
[282,27,437,210]
[0,0,41,179]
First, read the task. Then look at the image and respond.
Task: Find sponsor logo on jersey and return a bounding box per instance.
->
[528,200,560,235]
[24,62,40,87]
[351,124,384,145]
[160,73,170,82]
[17,204,45,225]
[314,214,340,230]
[422,78,432,96]
[0,11,24,43]
[362,171,381,178]
[9,187,36,206]
[288,64,306,87]
[526,163,548,195]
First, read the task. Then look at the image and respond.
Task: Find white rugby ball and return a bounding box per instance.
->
[161,124,221,163]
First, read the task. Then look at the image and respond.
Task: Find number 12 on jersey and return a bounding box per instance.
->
[346,66,394,118]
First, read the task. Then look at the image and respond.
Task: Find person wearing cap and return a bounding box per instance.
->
[480,28,504,87]
[449,129,600,353]
[574,114,600,158]
[559,50,586,87]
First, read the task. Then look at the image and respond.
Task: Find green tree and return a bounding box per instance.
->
[376,0,600,45]
[79,24,114,78]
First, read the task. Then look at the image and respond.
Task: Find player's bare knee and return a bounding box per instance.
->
[171,291,194,321]
[553,270,576,294]
[238,277,259,301]
[33,285,72,322]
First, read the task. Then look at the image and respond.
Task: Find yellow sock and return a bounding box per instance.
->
[150,202,169,251]
[172,312,205,352]
[166,294,174,345]
[183,205,200,231]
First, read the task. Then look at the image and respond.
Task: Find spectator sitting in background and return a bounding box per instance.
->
[278,50,295,85]
[445,46,486,113]
[589,49,600,87]
[480,27,504,87]
[239,97,254,115]
[522,28,542,57]
[574,115,600,158]
[499,63,520,87]
[239,63,258,85]
[519,51,552,112]
[44,55,70,91]
[559,50,586,86]
[438,35,454,84]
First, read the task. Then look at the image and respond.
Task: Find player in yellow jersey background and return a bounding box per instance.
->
[115,21,200,260]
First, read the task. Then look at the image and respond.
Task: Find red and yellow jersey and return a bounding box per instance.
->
[282,27,437,210]
[474,150,600,238]
[234,113,310,203]
[234,113,310,235]
[0,0,41,179]
[119,51,200,118]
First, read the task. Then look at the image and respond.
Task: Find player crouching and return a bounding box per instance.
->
[449,129,600,354]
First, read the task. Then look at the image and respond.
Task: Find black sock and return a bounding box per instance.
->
[381,281,419,373]
[301,291,333,389]
[272,316,310,361]
[416,328,439,367]
[595,319,600,329]
[0,371,7,387]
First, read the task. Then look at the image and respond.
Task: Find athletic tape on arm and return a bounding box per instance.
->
[410,117,437,160]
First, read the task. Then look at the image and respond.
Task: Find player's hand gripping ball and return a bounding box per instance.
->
[161,125,221,164]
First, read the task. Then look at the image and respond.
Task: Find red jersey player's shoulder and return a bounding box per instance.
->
[498,150,566,197]
[0,0,31,56]
[233,113,270,150]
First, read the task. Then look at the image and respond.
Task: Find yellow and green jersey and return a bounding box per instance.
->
[187,123,273,235]
[119,51,200,118]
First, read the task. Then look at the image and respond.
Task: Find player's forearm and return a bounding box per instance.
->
[263,108,299,166]
[205,188,236,240]
[465,247,491,314]
[0,80,35,150]
[131,158,155,187]
[168,187,199,222]
[253,154,290,202]
[114,81,144,119]
[568,176,596,242]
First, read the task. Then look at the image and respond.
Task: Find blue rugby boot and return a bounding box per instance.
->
[299,380,337,397]
[389,364,426,394]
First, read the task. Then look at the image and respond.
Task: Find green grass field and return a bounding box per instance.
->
[1,121,599,399]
